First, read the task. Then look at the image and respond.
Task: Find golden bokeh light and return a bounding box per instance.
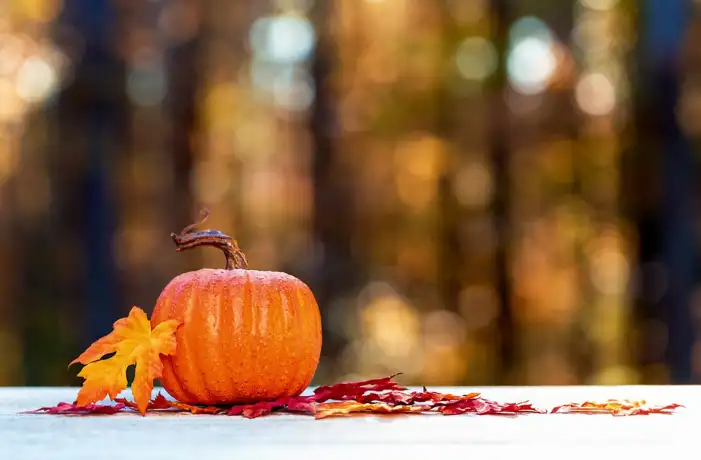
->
[360,290,421,357]
[459,286,499,331]
[452,160,493,209]
[13,0,63,24]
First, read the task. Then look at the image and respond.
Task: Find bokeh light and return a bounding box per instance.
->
[459,286,499,330]
[455,37,497,82]
[507,17,557,95]
[446,0,488,24]
[452,160,493,209]
[250,15,316,64]
[575,73,617,116]
[127,49,167,107]
[15,56,58,103]
[272,66,315,112]
[579,0,619,11]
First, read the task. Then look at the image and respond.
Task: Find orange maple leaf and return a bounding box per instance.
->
[551,399,683,416]
[70,306,181,415]
[314,401,426,419]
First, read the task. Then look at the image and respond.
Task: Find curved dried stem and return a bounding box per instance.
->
[170,209,248,270]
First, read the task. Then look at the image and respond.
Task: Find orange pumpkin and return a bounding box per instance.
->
[150,210,322,405]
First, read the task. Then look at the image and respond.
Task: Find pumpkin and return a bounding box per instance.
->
[150,210,322,405]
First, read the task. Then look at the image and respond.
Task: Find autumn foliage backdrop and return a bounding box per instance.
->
[1,0,700,388]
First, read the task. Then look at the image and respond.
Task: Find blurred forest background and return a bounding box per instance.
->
[1,0,701,388]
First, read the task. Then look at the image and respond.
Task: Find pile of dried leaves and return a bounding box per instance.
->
[26,374,682,419]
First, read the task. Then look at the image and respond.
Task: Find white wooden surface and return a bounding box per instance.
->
[0,386,695,460]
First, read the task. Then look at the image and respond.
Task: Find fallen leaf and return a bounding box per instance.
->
[148,393,173,410]
[498,402,542,414]
[315,401,426,419]
[551,400,683,416]
[24,402,126,415]
[228,396,316,418]
[286,397,317,414]
[228,400,282,418]
[356,389,481,406]
[168,400,226,415]
[114,398,137,411]
[414,389,482,404]
[356,390,416,405]
[115,392,172,412]
[69,306,182,415]
[312,374,406,403]
[439,397,543,415]
[114,392,225,415]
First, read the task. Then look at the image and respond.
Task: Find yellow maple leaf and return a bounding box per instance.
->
[70,306,181,415]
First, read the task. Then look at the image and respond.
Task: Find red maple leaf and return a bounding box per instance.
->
[228,396,316,418]
[312,374,406,403]
[24,402,126,415]
[439,398,542,415]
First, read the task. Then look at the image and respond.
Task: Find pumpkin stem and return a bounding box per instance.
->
[170,208,249,270]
